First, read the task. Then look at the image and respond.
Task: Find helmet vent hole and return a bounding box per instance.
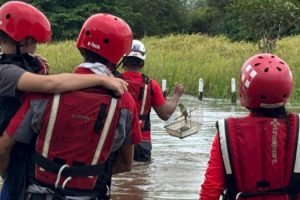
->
[258,56,263,59]
[103,38,110,44]
[260,95,266,99]
[114,17,118,21]
[86,31,90,36]
[268,61,272,63]
[277,67,282,71]
[283,94,287,98]
[6,14,11,19]
[271,55,275,58]
[264,68,269,72]
[279,61,285,65]
[254,63,261,67]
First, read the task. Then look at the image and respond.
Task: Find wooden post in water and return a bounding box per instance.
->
[231,78,236,104]
[198,78,203,100]
[162,79,167,97]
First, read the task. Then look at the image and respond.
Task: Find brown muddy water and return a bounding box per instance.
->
[0,95,254,199]
[110,95,248,200]
[1,95,298,199]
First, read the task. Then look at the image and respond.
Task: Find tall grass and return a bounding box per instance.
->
[143,34,257,99]
[37,40,82,73]
[37,34,300,103]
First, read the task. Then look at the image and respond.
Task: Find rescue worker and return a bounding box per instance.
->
[119,39,184,162]
[0,2,128,200]
[200,53,300,200]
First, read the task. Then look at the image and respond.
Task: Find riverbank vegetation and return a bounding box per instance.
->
[37,34,300,103]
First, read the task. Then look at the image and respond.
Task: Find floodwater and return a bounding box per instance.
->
[1,95,298,199]
[111,95,248,200]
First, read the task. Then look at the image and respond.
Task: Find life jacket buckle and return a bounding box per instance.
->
[54,164,72,189]
[235,192,242,200]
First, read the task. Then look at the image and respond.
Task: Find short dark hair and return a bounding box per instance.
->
[0,31,36,46]
[250,106,288,118]
[123,56,144,67]
[0,31,16,45]
[79,48,110,65]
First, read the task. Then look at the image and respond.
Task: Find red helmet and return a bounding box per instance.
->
[0,1,51,43]
[239,53,293,108]
[76,13,133,65]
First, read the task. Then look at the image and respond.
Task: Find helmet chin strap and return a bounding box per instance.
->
[16,42,22,56]
[115,56,126,71]
[14,42,37,72]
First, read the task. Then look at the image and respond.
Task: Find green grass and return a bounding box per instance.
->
[37,34,300,103]
[37,40,82,73]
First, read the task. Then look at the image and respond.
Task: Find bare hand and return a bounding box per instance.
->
[173,83,184,97]
[104,76,128,96]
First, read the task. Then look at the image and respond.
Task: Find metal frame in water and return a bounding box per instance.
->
[164,119,202,139]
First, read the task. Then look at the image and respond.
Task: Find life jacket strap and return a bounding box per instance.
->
[41,94,61,162]
[139,114,151,132]
[34,153,106,178]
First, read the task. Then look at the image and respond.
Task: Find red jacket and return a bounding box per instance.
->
[122,72,152,140]
[6,65,142,194]
[35,89,121,190]
[200,113,300,200]
[121,71,166,141]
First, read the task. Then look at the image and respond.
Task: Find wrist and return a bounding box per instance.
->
[99,75,109,84]
[172,94,181,100]
[171,96,180,104]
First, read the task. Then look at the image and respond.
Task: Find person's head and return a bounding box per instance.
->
[239,53,293,117]
[76,13,133,72]
[123,39,146,71]
[0,1,51,55]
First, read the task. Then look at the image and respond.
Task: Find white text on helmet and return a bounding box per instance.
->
[88,41,100,50]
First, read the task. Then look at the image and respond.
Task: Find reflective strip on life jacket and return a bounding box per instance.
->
[41,93,61,159]
[140,84,148,115]
[293,114,300,173]
[219,114,300,198]
[91,97,117,165]
[218,119,232,175]
[40,94,118,167]
[219,115,300,175]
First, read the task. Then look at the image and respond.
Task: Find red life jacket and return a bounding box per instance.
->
[218,113,300,200]
[122,73,152,141]
[34,88,120,190]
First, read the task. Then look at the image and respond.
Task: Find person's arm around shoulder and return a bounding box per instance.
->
[17,72,128,96]
[0,133,15,177]
[199,134,226,200]
[154,83,184,120]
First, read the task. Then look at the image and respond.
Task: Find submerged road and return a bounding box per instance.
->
[111,96,247,200]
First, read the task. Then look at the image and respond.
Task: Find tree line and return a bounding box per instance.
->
[2,0,300,52]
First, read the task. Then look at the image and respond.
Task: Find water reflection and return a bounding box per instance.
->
[111,95,248,200]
